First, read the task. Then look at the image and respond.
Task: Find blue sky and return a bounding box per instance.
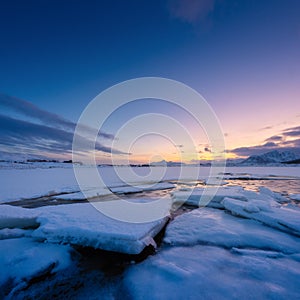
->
[0,0,300,162]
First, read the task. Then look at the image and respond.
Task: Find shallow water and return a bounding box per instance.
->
[226,179,300,196]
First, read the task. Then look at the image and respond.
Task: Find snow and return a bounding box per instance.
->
[0,168,78,203]
[1,164,300,297]
[0,205,39,229]
[124,245,300,300]
[54,187,110,200]
[32,203,169,254]
[223,197,300,236]
[259,186,289,203]
[0,237,72,298]
[110,182,175,194]
[164,208,300,254]
[0,202,169,254]
[1,165,299,204]
[171,186,250,208]
[0,228,32,240]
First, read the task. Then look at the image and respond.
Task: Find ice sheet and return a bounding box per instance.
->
[32,203,169,254]
[223,197,300,236]
[124,245,300,299]
[164,208,300,254]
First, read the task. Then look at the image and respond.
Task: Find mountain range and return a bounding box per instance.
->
[239,150,300,165]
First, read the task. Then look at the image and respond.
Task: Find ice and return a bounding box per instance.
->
[0,168,79,203]
[32,203,169,254]
[223,197,300,236]
[259,186,289,203]
[290,194,300,202]
[204,177,227,185]
[110,182,175,194]
[0,205,39,229]
[164,208,300,254]
[1,165,299,204]
[123,245,300,299]
[222,166,300,179]
[54,187,110,200]
[0,228,32,240]
[171,186,249,208]
[0,237,72,297]
[0,202,169,254]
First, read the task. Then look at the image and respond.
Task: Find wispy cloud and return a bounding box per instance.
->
[0,94,127,159]
[0,94,114,140]
[258,125,273,131]
[167,0,215,23]
[230,125,300,157]
[265,135,283,142]
[282,126,300,137]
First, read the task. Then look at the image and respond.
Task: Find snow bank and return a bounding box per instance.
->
[164,208,300,254]
[123,245,300,299]
[223,197,300,236]
[32,203,168,254]
[0,237,72,297]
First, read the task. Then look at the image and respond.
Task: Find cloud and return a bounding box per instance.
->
[282,126,300,137]
[0,114,127,157]
[0,94,127,159]
[258,125,273,131]
[230,143,277,157]
[204,147,211,152]
[0,94,114,140]
[230,125,300,157]
[167,0,215,23]
[265,135,283,142]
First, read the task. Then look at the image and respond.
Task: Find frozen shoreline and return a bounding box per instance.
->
[1,165,300,298]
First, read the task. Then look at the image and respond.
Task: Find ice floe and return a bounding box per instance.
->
[0,237,72,298]
[32,203,169,254]
[223,197,300,236]
[164,208,300,254]
[171,186,250,208]
[123,245,300,299]
[0,205,39,229]
[0,202,169,254]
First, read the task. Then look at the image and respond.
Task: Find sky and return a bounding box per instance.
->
[0,0,299,163]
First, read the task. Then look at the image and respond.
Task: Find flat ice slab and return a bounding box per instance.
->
[164,208,300,254]
[0,203,169,254]
[124,245,300,299]
[32,203,169,254]
[223,197,300,236]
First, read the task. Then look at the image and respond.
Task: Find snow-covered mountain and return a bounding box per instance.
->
[240,150,299,165]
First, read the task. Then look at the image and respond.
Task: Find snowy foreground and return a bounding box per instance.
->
[0,165,300,299]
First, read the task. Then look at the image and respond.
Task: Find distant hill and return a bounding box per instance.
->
[150,160,185,167]
[240,150,300,165]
